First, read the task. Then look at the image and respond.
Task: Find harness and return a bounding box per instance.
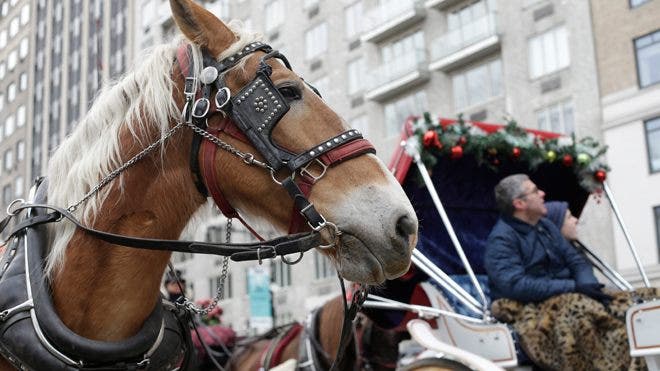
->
[0,40,372,370]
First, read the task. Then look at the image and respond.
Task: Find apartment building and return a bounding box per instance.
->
[136,0,623,334]
[0,0,30,224]
[591,0,660,284]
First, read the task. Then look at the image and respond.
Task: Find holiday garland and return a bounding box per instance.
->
[411,113,610,192]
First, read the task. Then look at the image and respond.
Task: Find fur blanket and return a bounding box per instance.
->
[491,288,659,371]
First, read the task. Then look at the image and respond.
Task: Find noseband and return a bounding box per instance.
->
[177,41,376,235]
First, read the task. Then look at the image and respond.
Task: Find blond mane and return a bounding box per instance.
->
[45,21,262,277]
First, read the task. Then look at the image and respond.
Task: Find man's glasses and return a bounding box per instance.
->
[517,186,540,199]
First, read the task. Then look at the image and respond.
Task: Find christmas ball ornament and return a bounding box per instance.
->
[422,130,441,149]
[594,169,607,183]
[458,136,467,146]
[546,150,557,162]
[577,153,590,165]
[492,158,500,166]
[512,147,521,159]
[562,154,573,167]
[450,145,463,160]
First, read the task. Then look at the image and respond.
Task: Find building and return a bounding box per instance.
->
[28,0,136,184]
[591,0,660,285]
[0,0,31,220]
[135,0,639,335]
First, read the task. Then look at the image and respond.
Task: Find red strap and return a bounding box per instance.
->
[176,44,191,77]
[319,138,375,166]
[268,323,303,367]
[200,129,238,219]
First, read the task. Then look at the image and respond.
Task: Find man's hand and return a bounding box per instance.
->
[575,282,612,304]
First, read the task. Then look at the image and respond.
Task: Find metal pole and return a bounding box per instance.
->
[413,153,490,310]
[574,240,634,291]
[413,251,483,315]
[603,182,650,287]
[363,295,485,324]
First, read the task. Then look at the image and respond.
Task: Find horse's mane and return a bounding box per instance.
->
[45,21,262,278]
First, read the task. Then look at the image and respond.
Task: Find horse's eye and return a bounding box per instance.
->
[278,85,302,101]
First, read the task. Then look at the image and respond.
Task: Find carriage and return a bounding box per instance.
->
[362,113,660,370]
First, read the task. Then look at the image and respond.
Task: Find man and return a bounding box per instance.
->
[484,173,609,304]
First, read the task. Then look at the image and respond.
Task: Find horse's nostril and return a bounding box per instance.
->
[395,214,416,239]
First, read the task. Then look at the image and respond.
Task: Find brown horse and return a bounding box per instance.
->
[228,295,405,371]
[0,0,418,369]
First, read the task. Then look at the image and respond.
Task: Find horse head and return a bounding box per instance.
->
[168,0,418,284]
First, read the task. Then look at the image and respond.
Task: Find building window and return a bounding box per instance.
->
[14,176,23,198]
[314,250,334,280]
[655,206,660,261]
[16,140,24,162]
[0,62,5,79]
[7,83,16,102]
[529,26,570,79]
[350,115,369,138]
[264,0,284,32]
[19,38,28,59]
[271,259,291,287]
[5,115,14,137]
[305,22,327,60]
[19,72,27,91]
[347,57,365,95]
[4,149,13,171]
[453,59,502,110]
[630,0,650,7]
[209,273,232,299]
[17,105,25,127]
[20,4,30,25]
[0,30,6,49]
[344,1,363,39]
[9,17,19,37]
[635,29,660,88]
[0,93,3,112]
[537,99,574,135]
[384,90,427,136]
[646,117,660,173]
[381,31,424,64]
[8,50,17,70]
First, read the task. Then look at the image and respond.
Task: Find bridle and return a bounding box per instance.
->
[177,41,376,237]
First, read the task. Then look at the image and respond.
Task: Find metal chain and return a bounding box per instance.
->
[185,122,273,171]
[67,122,185,213]
[180,218,232,315]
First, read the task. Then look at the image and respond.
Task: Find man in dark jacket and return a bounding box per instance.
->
[484,174,609,303]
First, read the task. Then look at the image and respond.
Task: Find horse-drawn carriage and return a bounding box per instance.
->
[361,113,660,370]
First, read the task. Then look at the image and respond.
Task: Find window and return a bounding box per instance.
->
[381,31,424,63]
[264,0,284,32]
[19,72,26,91]
[453,59,502,109]
[655,206,660,261]
[630,0,650,7]
[529,26,570,79]
[14,176,23,198]
[0,93,3,112]
[19,38,28,59]
[271,259,291,287]
[4,149,13,171]
[314,250,334,279]
[384,90,427,136]
[7,83,16,102]
[20,4,30,25]
[5,115,14,137]
[347,57,365,95]
[1,2,7,17]
[350,115,369,137]
[344,1,363,39]
[537,100,574,135]
[9,17,19,37]
[8,50,17,70]
[0,30,6,49]
[0,62,5,79]
[209,273,232,299]
[16,105,25,127]
[635,29,660,88]
[446,0,494,48]
[646,117,660,173]
[16,140,24,162]
[305,22,327,60]
[3,185,12,206]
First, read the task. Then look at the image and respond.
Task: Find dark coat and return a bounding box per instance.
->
[484,215,598,303]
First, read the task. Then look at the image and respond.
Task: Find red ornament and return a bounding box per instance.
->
[512,147,521,159]
[457,136,467,146]
[492,158,500,166]
[450,145,463,160]
[562,154,573,167]
[594,169,607,183]
[422,130,442,149]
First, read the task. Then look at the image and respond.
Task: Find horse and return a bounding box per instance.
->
[0,0,418,369]
[227,295,406,371]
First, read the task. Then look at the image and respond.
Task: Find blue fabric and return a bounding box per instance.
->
[484,216,598,303]
[545,201,569,229]
[431,275,490,318]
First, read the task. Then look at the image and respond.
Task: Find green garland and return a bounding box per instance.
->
[411,113,610,192]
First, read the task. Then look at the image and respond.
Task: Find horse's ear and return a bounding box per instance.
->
[169,0,235,56]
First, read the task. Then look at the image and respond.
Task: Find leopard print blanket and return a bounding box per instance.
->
[491,288,660,371]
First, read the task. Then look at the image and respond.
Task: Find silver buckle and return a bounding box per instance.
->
[300,159,327,183]
[192,98,211,119]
